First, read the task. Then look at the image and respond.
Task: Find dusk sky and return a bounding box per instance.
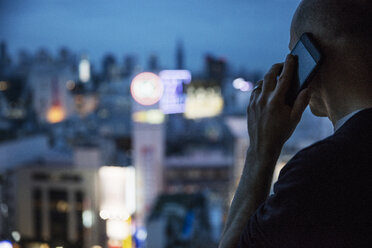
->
[0,0,300,74]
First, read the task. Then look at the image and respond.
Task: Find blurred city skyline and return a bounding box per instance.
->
[1,1,338,247]
[0,0,300,73]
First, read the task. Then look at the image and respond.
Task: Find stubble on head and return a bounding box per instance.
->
[289,0,372,121]
[289,0,329,117]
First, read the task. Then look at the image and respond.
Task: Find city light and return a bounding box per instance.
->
[0,241,12,248]
[232,78,253,92]
[83,210,94,228]
[11,231,21,242]
[79,58,91,83]
[65,80,76,90]
[130,72,163,106]
[99,166,136,220]
[56,200,69,212]
[135,228,147,241]
[46,105,65,123]
[106,219,130,240]
[184,86,224,119]
[0,203,8,215]
[159,70,192,114]
[99,210,110,220]
[132,109,165,124]
[0,81,8,91]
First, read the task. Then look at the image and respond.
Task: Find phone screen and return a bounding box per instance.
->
[291,40,317,88]
[286,33,321,106]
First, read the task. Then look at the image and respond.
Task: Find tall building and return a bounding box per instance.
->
[102,54,123,82]
[205,55,227,85]
[148,54,159,72]
[133,120,165,225]
[130,72,165,225]
[123,55,136,78]
[176,40,184,69]
[29,50,76,124]
[0,42,11,67]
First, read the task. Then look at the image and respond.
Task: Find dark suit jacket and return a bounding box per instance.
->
[239,108,372,248]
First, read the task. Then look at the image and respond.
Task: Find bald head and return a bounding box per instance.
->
[289,0,372,122]
[291,0,372,66]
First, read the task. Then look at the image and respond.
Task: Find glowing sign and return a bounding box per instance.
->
[184,87,224,119]
[99,166,136,220]
[131,72,163,106]
[159,70,191,114]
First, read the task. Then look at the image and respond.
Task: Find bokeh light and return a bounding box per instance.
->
[232,78,253,92]
[130,72,164,106]
[0,81,8,91]
[46,105,66,123]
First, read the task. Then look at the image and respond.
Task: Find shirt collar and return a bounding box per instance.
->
[334,109,364,132]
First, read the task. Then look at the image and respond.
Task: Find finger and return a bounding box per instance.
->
[255,80,263,89]
[290,88,311,122]
[248,81,262,116]
[274,54,297,98]
[249,89,258,109]
[261,63,283,98]
[250,80,263,103]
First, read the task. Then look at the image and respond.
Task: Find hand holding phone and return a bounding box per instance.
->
[285,33,323,106]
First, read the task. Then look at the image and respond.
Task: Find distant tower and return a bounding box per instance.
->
[148,54,159,71]
[0,41,11,65]
[123,55,136,77]
[102,54,117,81]
[0,42,6,62]
[205,54,227,84]
[176,40,184,69]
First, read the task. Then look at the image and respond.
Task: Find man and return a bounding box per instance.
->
[219,0,372,247]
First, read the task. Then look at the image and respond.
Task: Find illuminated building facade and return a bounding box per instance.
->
[98,166,135,248]
[132,119,165,225]
[159,70,191,114]
[3,164,104,248]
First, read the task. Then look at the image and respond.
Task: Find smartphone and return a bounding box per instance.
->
[285,33,323,106]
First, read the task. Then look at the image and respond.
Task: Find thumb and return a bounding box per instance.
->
[291,89,311,123]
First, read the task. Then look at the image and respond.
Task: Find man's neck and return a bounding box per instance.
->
[329,102,372,127]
